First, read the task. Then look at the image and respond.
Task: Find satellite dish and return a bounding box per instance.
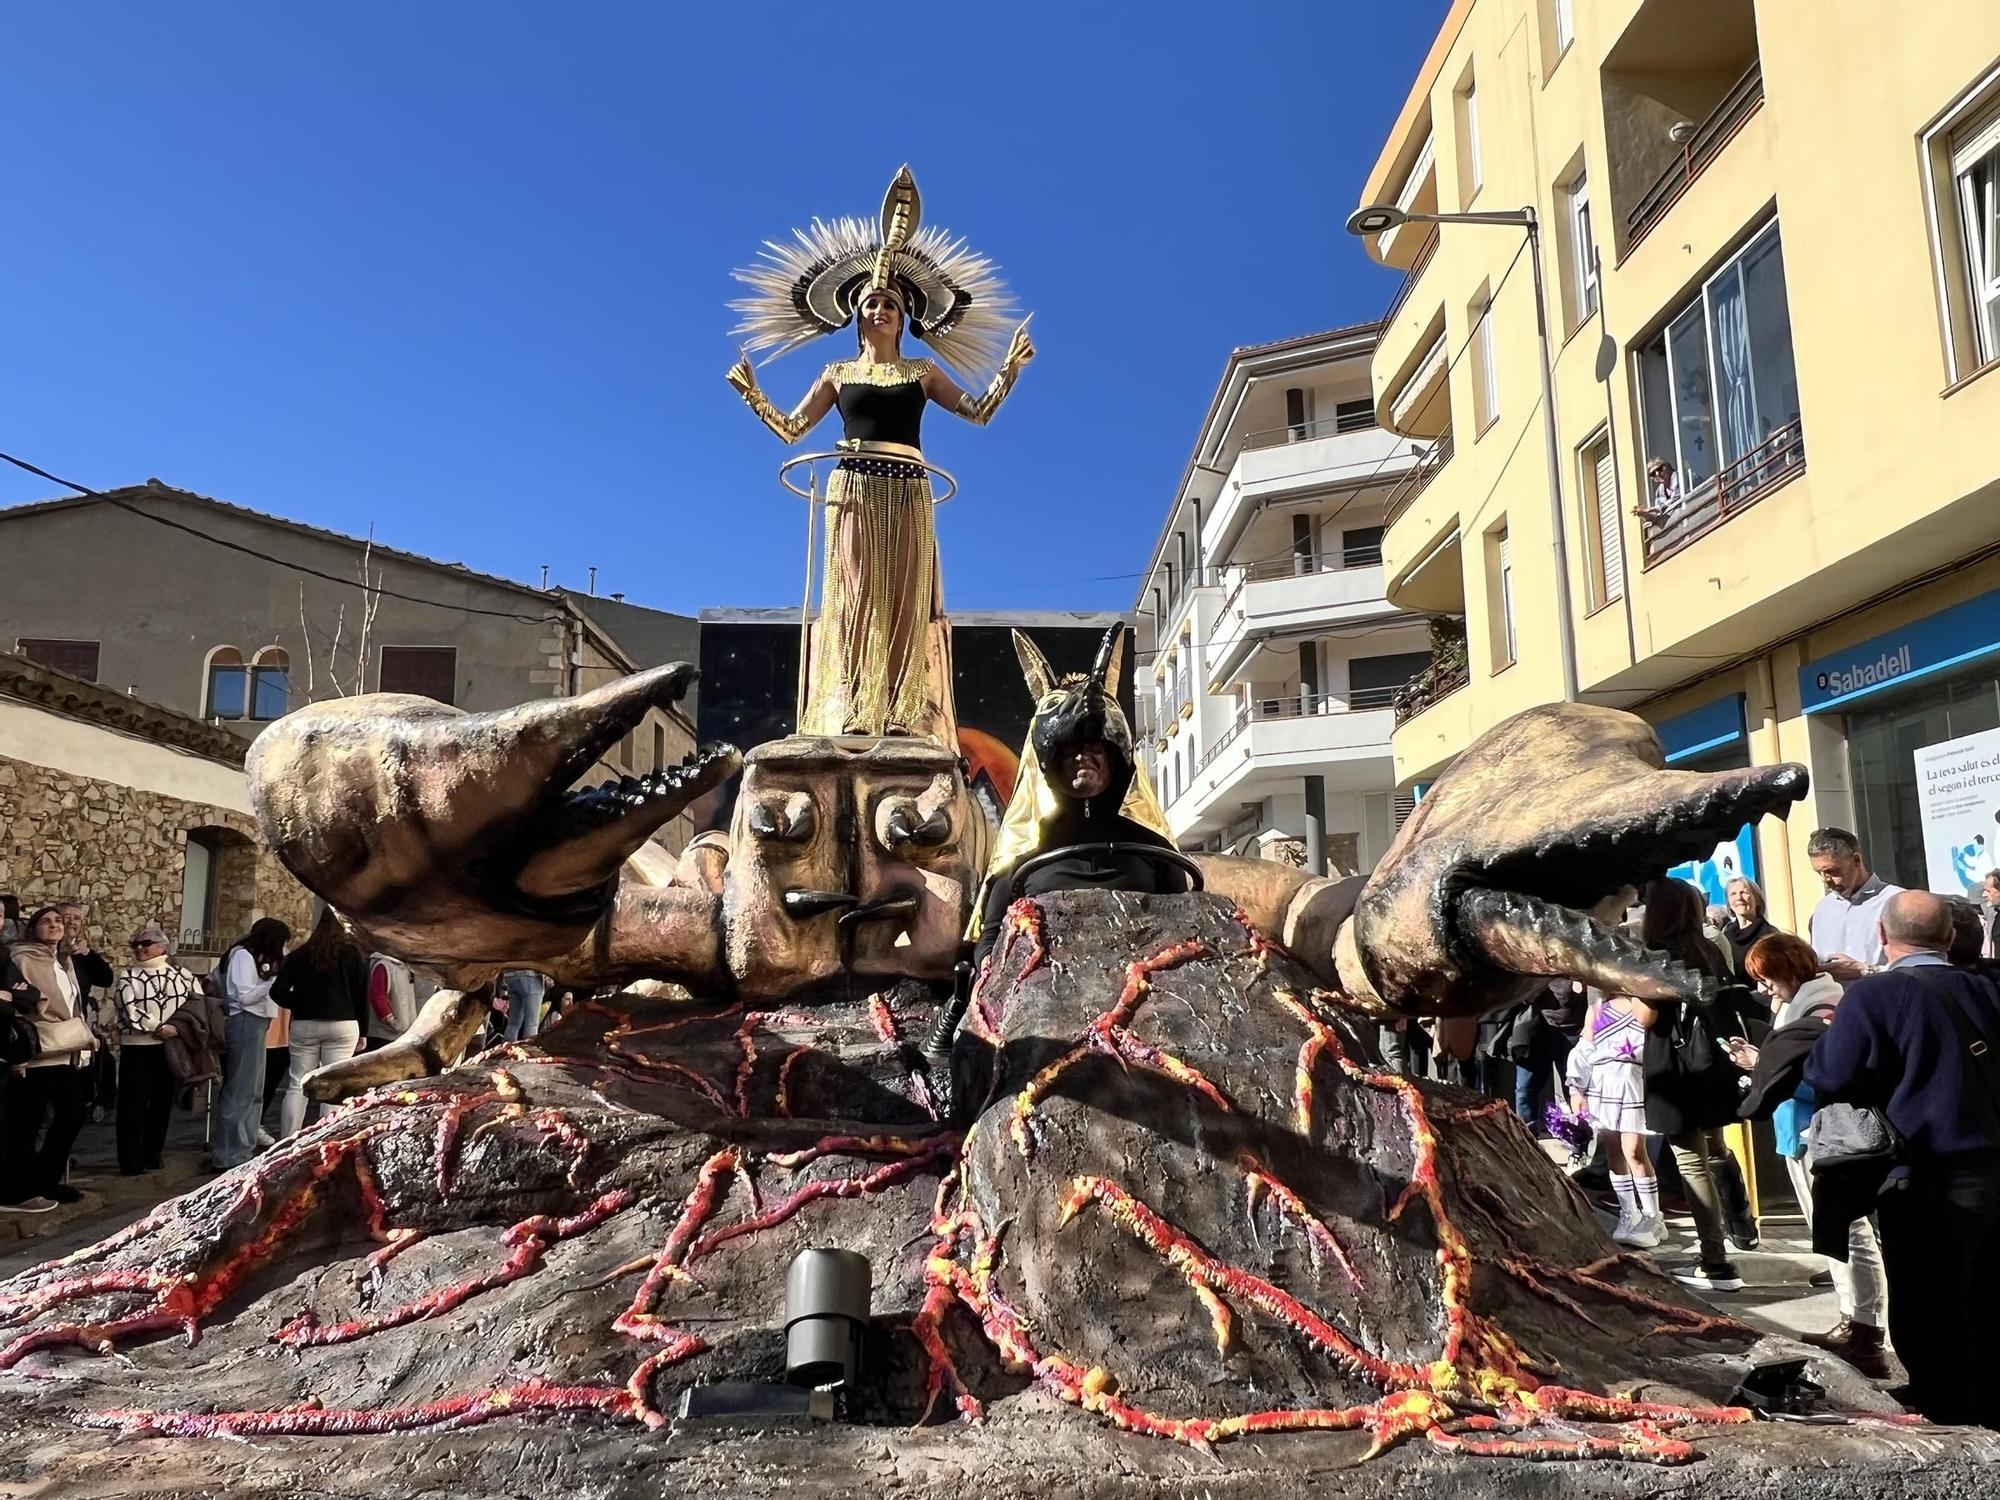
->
[1594,333,1618,384]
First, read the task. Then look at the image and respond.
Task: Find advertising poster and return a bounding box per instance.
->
[1915,725,2000,895]
[1668,823,1758,912]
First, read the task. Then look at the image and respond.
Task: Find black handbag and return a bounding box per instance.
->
[0,1005,40,1067]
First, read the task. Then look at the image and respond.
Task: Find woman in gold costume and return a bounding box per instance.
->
[726,167,1033,740]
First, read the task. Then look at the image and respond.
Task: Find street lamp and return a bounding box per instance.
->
[1346,203,1579,702]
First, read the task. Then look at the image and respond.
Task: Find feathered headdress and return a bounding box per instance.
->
[729,165,1018,380]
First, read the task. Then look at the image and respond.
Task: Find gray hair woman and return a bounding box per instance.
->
[1718,875,1777,983]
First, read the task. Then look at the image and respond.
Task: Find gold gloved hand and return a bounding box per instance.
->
[955,318,1034,426]
[727,350,811,444]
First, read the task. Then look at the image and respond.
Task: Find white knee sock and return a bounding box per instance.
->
[1610,1172,1639,1219]
[1633,1174,1661,1222]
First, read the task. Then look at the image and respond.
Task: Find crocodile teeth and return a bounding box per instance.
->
[1457,887,1716,1003]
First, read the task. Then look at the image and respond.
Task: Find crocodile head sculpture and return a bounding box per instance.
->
[247,674,1806,1096]
[1197,701,1809,1018]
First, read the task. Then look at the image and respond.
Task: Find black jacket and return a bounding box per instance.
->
[1718,916,1777,982]
[271,946,370,1026]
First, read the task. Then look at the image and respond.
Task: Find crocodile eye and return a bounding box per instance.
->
[747,791,816,844]
[877,796,951,853]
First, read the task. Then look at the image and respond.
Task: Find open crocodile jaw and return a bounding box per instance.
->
[1349,703,1809,1019]
[249,662,739,972]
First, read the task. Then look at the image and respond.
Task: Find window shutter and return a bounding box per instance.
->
[1594,446,1624,601]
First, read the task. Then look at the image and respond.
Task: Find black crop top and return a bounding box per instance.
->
[834,361,928,449]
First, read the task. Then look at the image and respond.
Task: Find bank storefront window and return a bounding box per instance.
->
[1847,675,2000,891]
[1800,585,2000,891]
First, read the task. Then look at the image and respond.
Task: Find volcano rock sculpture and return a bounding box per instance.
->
[9,678,1991,1494]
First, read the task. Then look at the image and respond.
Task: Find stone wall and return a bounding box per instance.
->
[0,754,310,959]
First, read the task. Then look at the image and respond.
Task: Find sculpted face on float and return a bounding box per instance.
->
[723,736,985,995]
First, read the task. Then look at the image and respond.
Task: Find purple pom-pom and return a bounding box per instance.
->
[1544,1100,1594,1149]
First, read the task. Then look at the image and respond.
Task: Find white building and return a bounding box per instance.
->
[1134,323,1436,875]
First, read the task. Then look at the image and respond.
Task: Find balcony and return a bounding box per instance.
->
[1383,430,1453,528]
[1209,561,1395,687]
[1177,693,1399,830]
[1381,230,1440,328]
[1621,62,1764,255]
[1201,425,1414,563]
[1392,617,1470,727]
[1639,418,1805,567]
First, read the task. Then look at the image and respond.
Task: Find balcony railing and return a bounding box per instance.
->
[1189,689,1400,781]
[1240,410,1381,451]
[1639,418,1805,567]
[1624,62,1765,252]
[1382,229,1441,326]
[1383,430,1454,526]
[1393,658,1470,726]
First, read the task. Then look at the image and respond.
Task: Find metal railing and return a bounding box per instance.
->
[1624,62,1765,251]
[1383,430,1454,526]
[1190,688,1401,781]
[1382,228,1441,326]
[1639,419,1805,567]
[1393,657,1471,726]
[1240,409,1381,451]
[1236,546,1385,585]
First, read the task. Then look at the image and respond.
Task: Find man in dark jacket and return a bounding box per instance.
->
[1806,890,2000,1428]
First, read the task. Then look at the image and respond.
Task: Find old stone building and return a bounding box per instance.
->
[0,481,703,857]
[0,652,311,957]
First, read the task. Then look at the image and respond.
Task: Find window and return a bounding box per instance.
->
[1348,652,1431,710]
[1341,526,1385,568]
[1490,524,1517,666]
[1579,432,1624,608]
[1284,387,1315,440]
[1552,0,1574,56]
[1564,172,1599,325]
[1925,73,2000,380]
[653,723,667,773]
[250,648,289,720]
[1469,285,1499,433]
[378,645,458,704]
[1636,220,1799,489]
[1455,68,1483,204]
[17,638,99,682]
[1952,100,2000,367]
[205,647,248,719]
[1333,398,1376,434]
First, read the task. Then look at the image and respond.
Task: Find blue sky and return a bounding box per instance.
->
[0,3,1442,615]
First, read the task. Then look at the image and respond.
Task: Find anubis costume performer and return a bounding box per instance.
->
[726,166,1035,741]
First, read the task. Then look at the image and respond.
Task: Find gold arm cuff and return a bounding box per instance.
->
[956,357,1024,426]
[739,385,812,444]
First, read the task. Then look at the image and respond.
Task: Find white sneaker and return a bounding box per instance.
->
[1622,1214,1665,1249]
[0,1196,58,1214]
[255,1128,276,1149]
[1609,1208,1637,1243]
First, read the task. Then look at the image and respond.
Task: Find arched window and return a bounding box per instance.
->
[204,646,247,720]
[250,647,290,721]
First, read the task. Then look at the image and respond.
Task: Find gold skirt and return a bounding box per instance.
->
[799,462,951,739]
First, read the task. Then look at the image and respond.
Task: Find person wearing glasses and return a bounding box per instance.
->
[1632,456,1682,529]
[112,925,201,1175]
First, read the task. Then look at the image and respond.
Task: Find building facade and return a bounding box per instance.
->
[0,652,311,958]
[1358,0,2000,925]
[0,483,701,854]
[1133,326,1429,875]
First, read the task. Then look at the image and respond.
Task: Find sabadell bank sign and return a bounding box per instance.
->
[1800,586,2000,714]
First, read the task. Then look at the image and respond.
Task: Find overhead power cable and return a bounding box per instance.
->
[0,451,563,625]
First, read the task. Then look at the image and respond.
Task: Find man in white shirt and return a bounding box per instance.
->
[1805,827,1903,982]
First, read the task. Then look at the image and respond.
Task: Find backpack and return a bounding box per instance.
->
[201,950,234,1002]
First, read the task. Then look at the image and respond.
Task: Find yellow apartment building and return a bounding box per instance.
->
[1358,0,2000,933]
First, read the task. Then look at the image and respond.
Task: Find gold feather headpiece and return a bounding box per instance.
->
[729,165,1017,381]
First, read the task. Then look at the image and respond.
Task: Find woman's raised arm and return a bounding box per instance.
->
[726,354,835,445]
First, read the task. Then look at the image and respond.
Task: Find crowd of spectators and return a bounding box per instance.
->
[0,897,575,1216]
